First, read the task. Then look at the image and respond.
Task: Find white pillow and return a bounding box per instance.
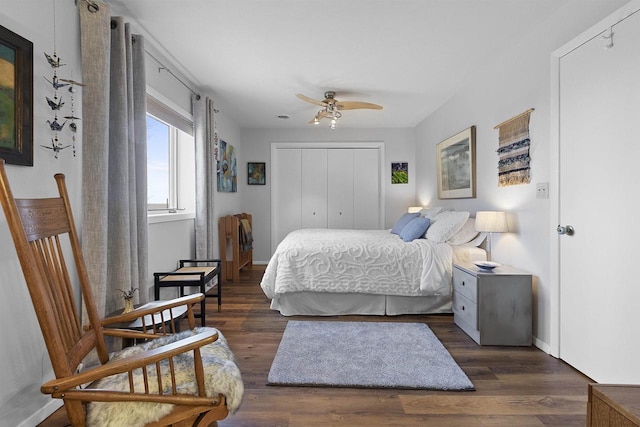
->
[425,211,470,243]
[447,217,480,246]
[418,206,444,220]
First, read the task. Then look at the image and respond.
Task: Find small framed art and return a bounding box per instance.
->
[248,162,265,185]
[391,162,408,184]
[436,126,476,199]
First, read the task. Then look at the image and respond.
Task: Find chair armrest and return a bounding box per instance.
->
[41,329,219,394]
[102,294,204,326]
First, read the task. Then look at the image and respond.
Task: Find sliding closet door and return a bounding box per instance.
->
[301,149,328,228]
[353,148,381,229]
[271,148,301,251]
[327,149,355,229]
[271,143,384,253]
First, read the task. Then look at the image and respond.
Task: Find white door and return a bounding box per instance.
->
[301,149,328,228]
[271,149,301,252]
[328,149,355,229]
[558,9,640,383]
[353,148,381,229]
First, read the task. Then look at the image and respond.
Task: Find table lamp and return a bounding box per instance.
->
[475,211,508,261]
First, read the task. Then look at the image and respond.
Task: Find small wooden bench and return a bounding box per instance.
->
[153,259,221,327]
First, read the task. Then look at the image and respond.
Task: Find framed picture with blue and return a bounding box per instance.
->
[0,25,33,166]
[248,162,265,185]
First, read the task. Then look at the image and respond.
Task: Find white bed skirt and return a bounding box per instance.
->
[269,292,452,316]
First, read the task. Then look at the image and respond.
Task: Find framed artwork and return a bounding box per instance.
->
[0,25,33,166]
[248,162,265,185]
[217,140,237,192]
[391,162,408,184]
[436,126,476,199]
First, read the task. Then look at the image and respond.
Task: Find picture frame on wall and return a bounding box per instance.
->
[436,126,476,199]
[0,25,33,166]
[391,162,408,184]
[247,162,265,185]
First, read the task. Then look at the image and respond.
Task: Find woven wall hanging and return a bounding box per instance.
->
[494,108,534,187]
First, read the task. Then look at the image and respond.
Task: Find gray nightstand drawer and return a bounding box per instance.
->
[453,268,477,302]
[453,291,477,330]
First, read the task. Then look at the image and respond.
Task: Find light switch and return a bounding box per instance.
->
[536,182,549,199]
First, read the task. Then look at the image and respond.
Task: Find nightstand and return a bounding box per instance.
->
[453,262,532,346]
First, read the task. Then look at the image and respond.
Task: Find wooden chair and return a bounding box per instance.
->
[0,160,238,427]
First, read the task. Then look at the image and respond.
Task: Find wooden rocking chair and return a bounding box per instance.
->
[0,160,241,427]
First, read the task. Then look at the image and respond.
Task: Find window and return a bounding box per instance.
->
[146,94,195,216]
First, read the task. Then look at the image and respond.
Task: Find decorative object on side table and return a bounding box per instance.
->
[118,288,138,314]
[453,262,532,346]
[475,210,508,261]
[474,261,500,270]
[436,126,476,199]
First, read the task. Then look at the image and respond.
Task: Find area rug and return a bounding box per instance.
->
[267,320,474,390]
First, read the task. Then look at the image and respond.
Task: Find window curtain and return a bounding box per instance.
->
[78,1,148,320]
[193,95,217,259]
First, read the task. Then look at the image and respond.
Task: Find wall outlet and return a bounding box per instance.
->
[536,182,549,199]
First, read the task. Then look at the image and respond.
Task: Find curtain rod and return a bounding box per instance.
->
[145,50,201,100]
[494,108,534,129]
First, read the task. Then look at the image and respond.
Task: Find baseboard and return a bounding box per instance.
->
[533,335,553,355]
[17,399,63,427]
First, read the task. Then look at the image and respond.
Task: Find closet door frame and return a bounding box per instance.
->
[270,141,385,253]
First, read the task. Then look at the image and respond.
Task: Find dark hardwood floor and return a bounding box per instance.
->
[40,265,592,426]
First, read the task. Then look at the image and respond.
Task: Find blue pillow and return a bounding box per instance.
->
[391,212,420,235]
[399,217,431,242]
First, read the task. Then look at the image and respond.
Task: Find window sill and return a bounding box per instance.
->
[147,212,195,224]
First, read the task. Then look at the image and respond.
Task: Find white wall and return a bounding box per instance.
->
[0,2,243,424]
[240,127,416,263]
[0,1,82,425]
[414,0,628,352]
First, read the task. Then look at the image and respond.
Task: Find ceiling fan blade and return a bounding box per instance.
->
[296,93,326,107]
[336,101,383,110]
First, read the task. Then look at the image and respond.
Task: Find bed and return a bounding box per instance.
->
[260,209,487,316]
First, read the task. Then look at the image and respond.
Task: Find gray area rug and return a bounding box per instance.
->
[267,320,474,390]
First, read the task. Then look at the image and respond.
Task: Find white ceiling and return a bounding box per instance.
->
[108,0,574,129]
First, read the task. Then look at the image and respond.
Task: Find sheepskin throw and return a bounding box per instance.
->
[495,109,533,187]
[87,327,243,427]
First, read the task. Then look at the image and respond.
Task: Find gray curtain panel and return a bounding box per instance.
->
[193,95,217,259]
[79,1,149,323]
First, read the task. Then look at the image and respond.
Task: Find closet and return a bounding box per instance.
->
[271,143,383,252]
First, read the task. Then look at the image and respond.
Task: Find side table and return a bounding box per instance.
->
[154,259,221,327]
[453,262,532,346]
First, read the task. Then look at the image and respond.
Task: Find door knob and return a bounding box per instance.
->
[557,225,575,236]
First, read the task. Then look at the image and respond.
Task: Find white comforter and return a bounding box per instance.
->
[260,229,454,299]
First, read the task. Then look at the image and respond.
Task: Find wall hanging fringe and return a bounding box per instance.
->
[495,108,534,187]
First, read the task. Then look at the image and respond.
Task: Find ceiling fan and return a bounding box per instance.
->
[296,91,383,129]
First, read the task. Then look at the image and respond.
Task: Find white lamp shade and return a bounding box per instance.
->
[475,211,508,233]
[407,206,424,213]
